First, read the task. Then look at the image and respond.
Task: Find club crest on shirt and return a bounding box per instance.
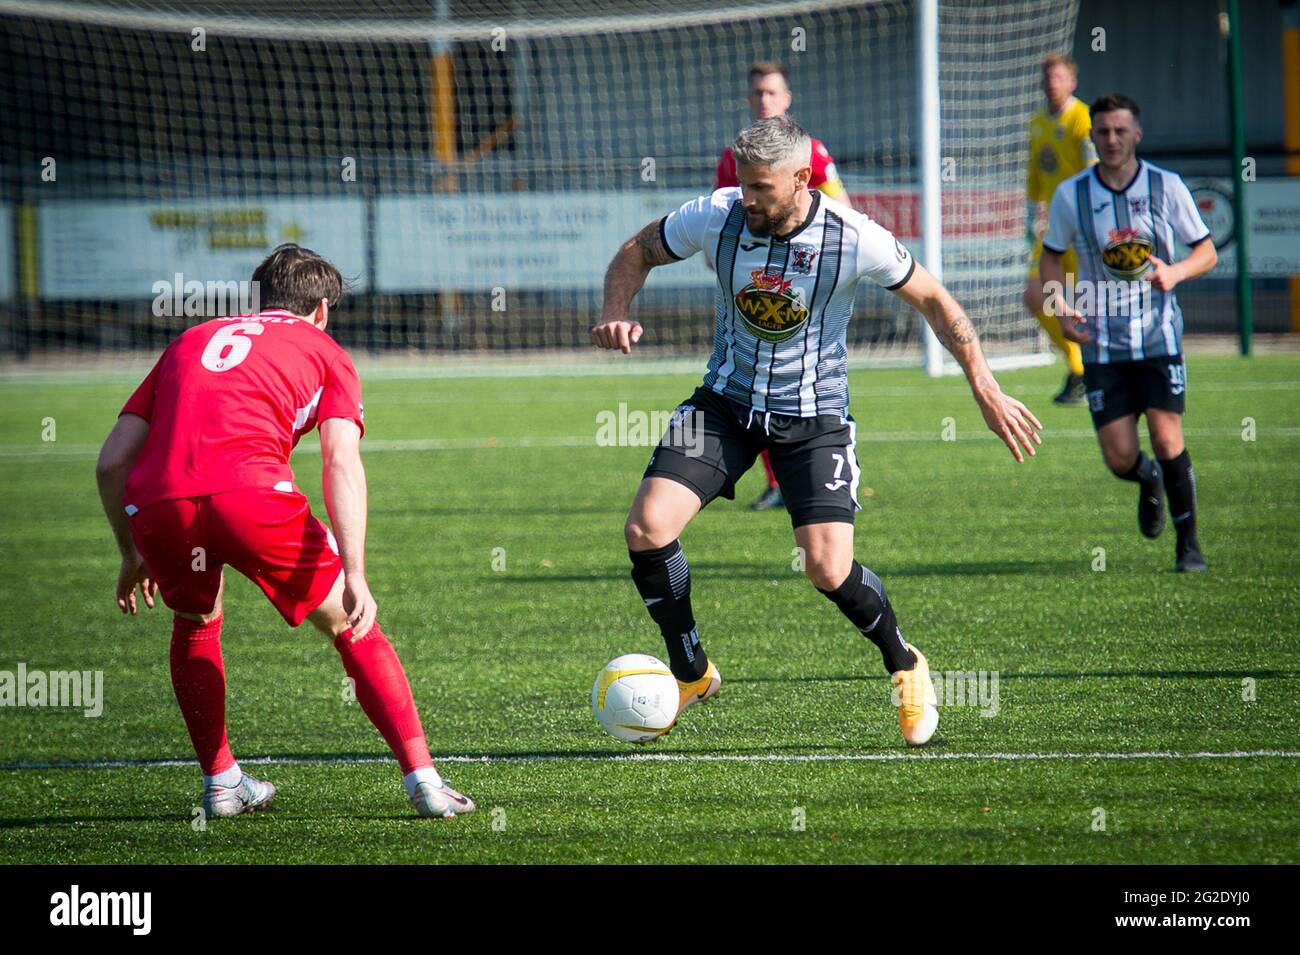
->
[1038,143,1058,173]
[789,243,819,275]
[1102,227,1153,280]
[734,269,810,343]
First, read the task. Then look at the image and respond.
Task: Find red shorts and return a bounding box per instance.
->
[127,487,342,626]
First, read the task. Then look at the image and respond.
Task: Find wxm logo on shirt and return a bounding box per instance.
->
[1102,227,1153,280]
[734,269,809,343]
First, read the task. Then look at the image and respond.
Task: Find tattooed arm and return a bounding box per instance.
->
[592,218,679,353]
[892,262,1044,463]
[892,261,989,381]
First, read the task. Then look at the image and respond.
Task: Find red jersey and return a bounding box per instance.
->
[120,309,365,511]
[714,137,842,191]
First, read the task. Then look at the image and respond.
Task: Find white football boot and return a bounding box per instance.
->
[202,772,277,817]
[411,781,477,819]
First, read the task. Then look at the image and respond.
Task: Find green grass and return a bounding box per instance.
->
[1,354,1297,863]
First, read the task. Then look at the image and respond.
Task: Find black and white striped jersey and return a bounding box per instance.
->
[1042,160,1212,364]
[661,187,915,418]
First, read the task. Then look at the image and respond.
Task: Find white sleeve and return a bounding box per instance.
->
[1167,175,1212,246]
[661,193,713,260]
[1042,183,1076,254]
[854,215,915,290]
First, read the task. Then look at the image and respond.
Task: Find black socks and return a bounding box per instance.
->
[629,540,708,682]
[1122,448,1198,542]
[1119,451,1161,487]
[819,561,917,674]
[1159,448,1198,542]
[633,546,916,679]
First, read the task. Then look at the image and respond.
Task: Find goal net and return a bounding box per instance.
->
[0,0,1078,370]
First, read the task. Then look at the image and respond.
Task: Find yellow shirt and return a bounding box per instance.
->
[1026,96,1096,203]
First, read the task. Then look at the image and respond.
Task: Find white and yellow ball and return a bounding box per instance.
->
[591,653,679,743]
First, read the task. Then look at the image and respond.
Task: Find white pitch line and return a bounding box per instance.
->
[3,750,1298,772]
[5,426,1299,461]
[2,364,1296,390]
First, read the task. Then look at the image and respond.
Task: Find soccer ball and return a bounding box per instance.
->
[591,653,680,743]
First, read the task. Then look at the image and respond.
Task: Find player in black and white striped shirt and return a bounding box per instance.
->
[1040,94,1217,572]
[592,116,1042,745]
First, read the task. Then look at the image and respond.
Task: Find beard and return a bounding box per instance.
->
[746,194,801,237]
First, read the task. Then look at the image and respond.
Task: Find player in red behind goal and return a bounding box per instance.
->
[95,244,475,820]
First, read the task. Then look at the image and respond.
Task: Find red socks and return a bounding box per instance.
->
[333,624,433,774]
[170,615,432,777]
[761,449,778,488]
[169,615,236,776]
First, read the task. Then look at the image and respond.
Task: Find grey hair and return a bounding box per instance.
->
[731,116,812,171]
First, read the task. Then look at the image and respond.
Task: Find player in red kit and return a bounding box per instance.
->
[95,244,474,820]
[715,62,850,511]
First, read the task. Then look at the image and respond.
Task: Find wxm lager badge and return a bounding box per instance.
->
[734,269,810,342]
[1102,227,1153,280]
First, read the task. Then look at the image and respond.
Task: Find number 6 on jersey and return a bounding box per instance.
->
[201,322,265,372]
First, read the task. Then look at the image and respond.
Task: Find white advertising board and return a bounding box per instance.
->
[39,197,368,300]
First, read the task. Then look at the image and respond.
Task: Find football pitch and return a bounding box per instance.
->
[0,353,1297,864]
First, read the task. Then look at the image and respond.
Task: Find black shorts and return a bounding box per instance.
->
[642,386,861,528]
[1083,356,1187,429]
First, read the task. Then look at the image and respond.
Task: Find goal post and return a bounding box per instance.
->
[918,0,945,378]
[0,0,1077,373]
